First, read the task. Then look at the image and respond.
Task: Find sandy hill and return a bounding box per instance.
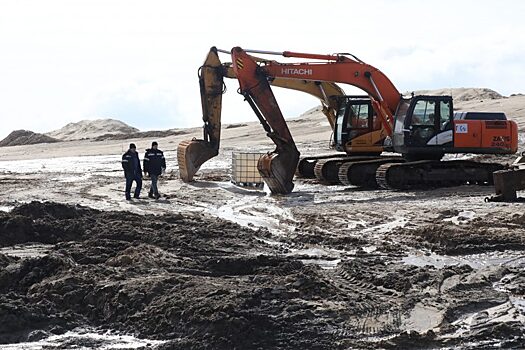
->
[412,87,503,102]
[46,119,139,141]
[302,87,524,130]
[0,130,60,147]
[410,88,525,129]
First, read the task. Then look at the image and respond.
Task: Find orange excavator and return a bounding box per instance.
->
[178,47,388,184]
[181,47,518,194]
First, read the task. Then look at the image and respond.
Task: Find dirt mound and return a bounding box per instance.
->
[398,213,525,254]
[46,119,139,141]
[93,129,189,141]
[0,202,337,348]
[0,130,60,147]
[1,202,525,349]
[412,87,504,101]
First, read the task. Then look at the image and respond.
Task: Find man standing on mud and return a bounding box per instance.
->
[143,141,166,199]
[121,143,142,200]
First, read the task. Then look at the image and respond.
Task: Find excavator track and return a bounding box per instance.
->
[296,154,349,178]
[376,160,505,190]
[338,157,404,188]
[313,156,380,184]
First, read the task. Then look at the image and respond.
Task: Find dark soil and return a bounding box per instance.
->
[0,202,524,349]
[0,130,60,147]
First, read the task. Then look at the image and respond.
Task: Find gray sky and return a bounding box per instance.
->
[1,0,524,139]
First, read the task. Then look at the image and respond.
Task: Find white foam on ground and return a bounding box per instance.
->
[0,328,166,349]
[403,251,525,269]
[0,155,122,175]
[443,210,477,225]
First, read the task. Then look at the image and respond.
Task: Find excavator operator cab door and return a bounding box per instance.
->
[334,96,372,152]
[403,96,453,156]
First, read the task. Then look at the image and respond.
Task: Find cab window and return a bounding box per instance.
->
[439,101,451,130]
[347,104,369,129]
[411,100,436,126]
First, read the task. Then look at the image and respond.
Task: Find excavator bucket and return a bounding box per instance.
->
[258,146,300,194]
[177,139,218,182]
[178,47,223,183]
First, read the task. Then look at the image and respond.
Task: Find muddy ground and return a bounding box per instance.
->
[1,142,525,349]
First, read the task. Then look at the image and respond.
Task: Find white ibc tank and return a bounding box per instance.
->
[231,152,265,187]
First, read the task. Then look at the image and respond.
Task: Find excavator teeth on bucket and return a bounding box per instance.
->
[177,139,218,183]
[257,150,299,195]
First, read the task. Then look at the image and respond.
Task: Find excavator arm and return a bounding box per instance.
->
[229,47,402,193]
[257,50,401,136]
[178,47,346,183]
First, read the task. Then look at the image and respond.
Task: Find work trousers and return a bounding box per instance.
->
[149,174,159,197]
[125,174,142,199]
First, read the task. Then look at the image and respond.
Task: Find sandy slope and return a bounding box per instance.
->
[46,119,139,141]
[1,87,524,162]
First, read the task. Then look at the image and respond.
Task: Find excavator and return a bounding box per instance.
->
[178,47,389,184]
[180,46,518,194]
[299,94,393,181]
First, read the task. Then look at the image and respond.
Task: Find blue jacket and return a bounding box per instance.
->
[143,148,166,176]
[122,150,142,178]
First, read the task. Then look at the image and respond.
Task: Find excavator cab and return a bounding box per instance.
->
[392,95,453,159]
[392,95,517,159]
[333,96,383,155]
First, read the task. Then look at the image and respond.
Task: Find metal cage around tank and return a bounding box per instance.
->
[231,152,265,188]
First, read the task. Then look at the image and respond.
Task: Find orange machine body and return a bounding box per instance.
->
[452,119,518,153]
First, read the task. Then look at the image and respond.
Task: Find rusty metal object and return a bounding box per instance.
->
[486,153,525,202]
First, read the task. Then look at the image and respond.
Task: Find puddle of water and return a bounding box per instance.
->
[347,219,367,230]
[0,244,54,259]
[443,300,525,340]
[286,247,342,270]
[300,258,341,270]
[443,210,477,225]
[0,205,13,212]
[0,155,122,174]
[402,303,444,333]
[0,328,166,349]
[402,251,525,269]
[207,193,297,235]
[362,216,408,235]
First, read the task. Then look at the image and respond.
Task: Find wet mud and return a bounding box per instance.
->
[1,202,525,349]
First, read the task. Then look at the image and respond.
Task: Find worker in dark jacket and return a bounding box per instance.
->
[143,141,166,199]
[121,143,142,200]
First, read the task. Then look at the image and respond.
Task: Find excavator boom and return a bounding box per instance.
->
[178,47,346,183]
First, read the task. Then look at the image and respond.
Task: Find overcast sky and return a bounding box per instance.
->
[0,0,524,139]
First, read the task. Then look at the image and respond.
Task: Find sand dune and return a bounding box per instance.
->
[46,119,139,141]
[412,87,503,101]
[0,130,59,147]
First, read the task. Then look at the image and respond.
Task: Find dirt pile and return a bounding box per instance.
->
[398,211,525,255]
[1,202,525,349]
[0,130,60,147]
[93,129,189,141]
[413,87,504,101]
[0,202,338,348]
[46,119,139,141]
